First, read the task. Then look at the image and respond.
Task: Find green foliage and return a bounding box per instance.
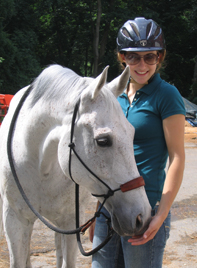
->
[0,0,41,94]
[0,57,4,87]
[0,0,197,97]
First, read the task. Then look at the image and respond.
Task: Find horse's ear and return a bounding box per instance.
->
[91,66,109,100]
[108,66,130,97]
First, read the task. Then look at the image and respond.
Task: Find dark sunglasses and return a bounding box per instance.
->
[125,53,159,65]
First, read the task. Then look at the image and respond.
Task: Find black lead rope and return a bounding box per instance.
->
[75,184,114,256]
[7,87,83,235]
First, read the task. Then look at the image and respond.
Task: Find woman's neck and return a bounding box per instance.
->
[126,79,148,104]
[128,80,147,93]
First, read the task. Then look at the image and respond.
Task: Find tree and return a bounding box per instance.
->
[187,0,197,103]
[0,0,41,94]
[189,57,197,103]
[0,0,197,99]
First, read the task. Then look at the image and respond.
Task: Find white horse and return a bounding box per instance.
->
[0,65,151,268]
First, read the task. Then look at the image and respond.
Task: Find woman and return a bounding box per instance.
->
[91,17,186,268]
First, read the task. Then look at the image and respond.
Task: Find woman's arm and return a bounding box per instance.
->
[157,114,185,220]
[128,114,185,245]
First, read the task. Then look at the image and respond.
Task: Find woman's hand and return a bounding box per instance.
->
[128,214,164,246]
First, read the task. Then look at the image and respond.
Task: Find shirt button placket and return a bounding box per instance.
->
[131,95,136,107]
[131,91,140,108]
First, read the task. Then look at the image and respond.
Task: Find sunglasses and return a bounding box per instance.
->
[125,53,159,65]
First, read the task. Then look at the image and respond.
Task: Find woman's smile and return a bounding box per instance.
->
[135,70,149,75]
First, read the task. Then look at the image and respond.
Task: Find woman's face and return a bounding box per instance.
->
[122,51,159,85]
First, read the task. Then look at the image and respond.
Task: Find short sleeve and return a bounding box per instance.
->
[157,81,186,120]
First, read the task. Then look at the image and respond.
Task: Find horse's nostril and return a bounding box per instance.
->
[136,214,143,229]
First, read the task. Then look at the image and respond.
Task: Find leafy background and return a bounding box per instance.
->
[0,0,197,102]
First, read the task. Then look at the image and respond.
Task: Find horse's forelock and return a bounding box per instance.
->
[29,65,88,108]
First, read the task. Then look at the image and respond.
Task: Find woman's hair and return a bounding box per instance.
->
[117,50,166,73]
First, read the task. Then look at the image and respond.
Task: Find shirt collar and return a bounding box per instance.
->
[119,73,162,98]
[138,73,161,95]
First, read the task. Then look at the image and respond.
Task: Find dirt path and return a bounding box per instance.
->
[0,121,197,268]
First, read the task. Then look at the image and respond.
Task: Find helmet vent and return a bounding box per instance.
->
[146,22,152,37]
[122,28,130,38]
[129,23,140,37]
[154,26,161,38]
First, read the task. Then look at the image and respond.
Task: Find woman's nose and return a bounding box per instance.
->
[138,58,146,67]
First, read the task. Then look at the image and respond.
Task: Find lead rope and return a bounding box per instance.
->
[75,184,114,256]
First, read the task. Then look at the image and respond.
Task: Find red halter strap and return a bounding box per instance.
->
[120,176,145,192]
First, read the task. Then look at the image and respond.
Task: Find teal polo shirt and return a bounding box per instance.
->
[117,73,186,208]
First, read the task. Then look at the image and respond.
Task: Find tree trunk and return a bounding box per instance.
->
[97,21,111,75]
[93,0,102,77]
[193,56,197,83]
[93,0,115,76]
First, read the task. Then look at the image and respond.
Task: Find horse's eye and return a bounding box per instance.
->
[96,137,112,147]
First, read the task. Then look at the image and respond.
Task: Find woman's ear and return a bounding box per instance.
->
[158,53,162,63]
[117,52,127,69]
[120,53,127,67]
[120,53,126,61]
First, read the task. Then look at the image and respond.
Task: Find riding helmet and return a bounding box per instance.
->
[117,17,166,52]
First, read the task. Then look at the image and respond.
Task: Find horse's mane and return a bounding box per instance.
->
[30,65,92,107]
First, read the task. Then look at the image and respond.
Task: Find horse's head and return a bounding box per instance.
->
[57,66,151,236]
